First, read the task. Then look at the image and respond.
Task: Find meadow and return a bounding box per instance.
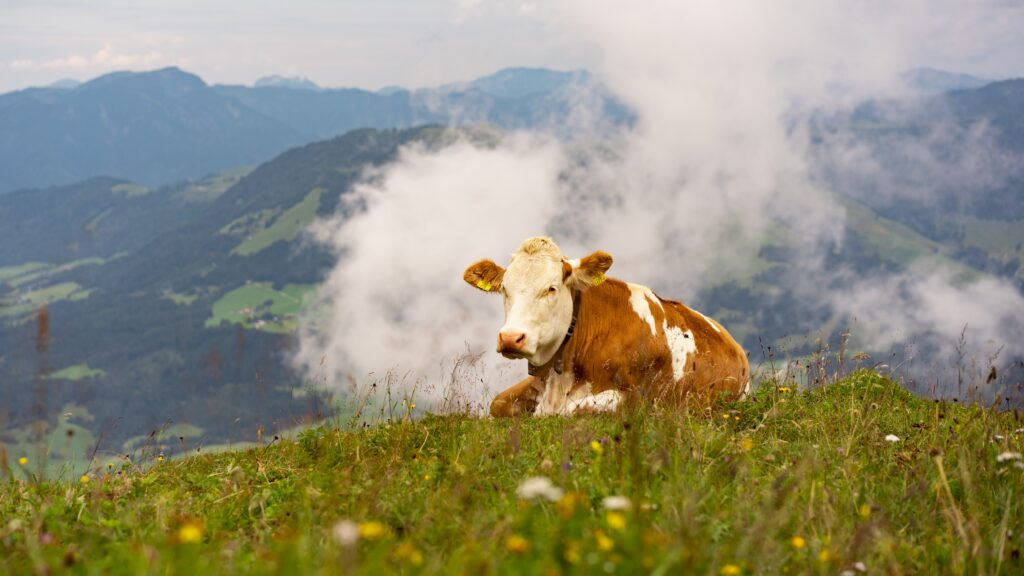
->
[1,370,1022,574]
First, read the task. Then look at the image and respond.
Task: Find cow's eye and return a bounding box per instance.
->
[547,286,558,294]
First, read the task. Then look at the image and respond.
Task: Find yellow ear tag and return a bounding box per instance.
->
[592,273,606,286]
[476,280,493,291]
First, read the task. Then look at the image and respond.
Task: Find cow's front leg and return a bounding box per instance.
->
[490,376,542,418]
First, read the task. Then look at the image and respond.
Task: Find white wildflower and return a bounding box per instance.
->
[602,496,632,511]
[996,451,1022,463]
[884,434,900,443]
[993,435,1005,441]
[516,476,564,502]
[854,561,867,572]
[331,519,360,547]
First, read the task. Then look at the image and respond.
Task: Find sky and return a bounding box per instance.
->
[3,0,1024,93]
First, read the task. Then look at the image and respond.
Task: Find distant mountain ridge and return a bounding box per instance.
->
[0,67,305,194]
[0,66,626,194]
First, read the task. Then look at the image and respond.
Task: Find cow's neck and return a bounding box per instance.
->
[527,289,580,379]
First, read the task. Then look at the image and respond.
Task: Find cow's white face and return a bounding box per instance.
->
[464,237,613,366]
[497,252,574,363]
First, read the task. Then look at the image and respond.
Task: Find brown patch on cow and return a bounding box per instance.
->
[464,259,505,293]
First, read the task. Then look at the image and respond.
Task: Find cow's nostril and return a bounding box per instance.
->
[515,334,526,344]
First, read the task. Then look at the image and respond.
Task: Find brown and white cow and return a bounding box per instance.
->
[464,236,750,417]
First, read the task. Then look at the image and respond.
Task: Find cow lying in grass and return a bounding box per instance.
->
[464,236,750,417]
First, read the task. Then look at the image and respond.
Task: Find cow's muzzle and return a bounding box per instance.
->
[497,331,528,358]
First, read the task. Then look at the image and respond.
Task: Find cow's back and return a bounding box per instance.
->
[564,279,749,408]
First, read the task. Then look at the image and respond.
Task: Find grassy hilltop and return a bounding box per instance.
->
[1,371,1023,575]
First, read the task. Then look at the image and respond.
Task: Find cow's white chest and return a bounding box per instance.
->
[534,375,622,415]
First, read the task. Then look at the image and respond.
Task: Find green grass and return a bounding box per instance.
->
[50,364,106,381]
[162,289,198,306]
[1,371,1021,574]
[0,262,51,282]
[0,281,93,318]
[232,187,325,256]
[204,282,316,333]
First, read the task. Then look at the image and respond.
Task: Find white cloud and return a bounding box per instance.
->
[9,43,177,71]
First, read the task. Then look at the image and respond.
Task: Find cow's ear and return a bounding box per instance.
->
[568,251,613,289]
[463,259,505,293]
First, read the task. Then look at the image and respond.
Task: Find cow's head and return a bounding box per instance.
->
[463,236,613,366]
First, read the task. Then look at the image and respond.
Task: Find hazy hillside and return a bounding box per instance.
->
[0,126,463,465]
[0,68,305,193]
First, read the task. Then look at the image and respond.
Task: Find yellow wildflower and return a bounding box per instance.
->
[858,504,871,519]
[18,457,27,466]
[720,564,741,575]
[818,549,831,563]
[556,492,580,519]
[790,535,806,549]
[563,540,581,564]
[178,521,204,543]
[606,511,627,531]
[505,534,529,554]
[590,440,604,455]
[158,453,165,463]
[79,474,90,484]
[358,521,389,540]
[739,437,754,452]
[395,541,424,565]
[595,529,614,552]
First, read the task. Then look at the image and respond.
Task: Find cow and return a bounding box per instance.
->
[463,236,750,417]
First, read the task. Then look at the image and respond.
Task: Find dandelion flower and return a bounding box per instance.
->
[595,530,614,552]
[358,521,389,540]
[516,476,564,502]
[590,440,604,455]
[79,474,90,484]
[18,457,27,466]
[818,549,831,563]
[720,564,741,575]
[739,437,754,452]
[996,451,1022,463]
[332,519,359,547]
[602,495,632,511]
[606,512,627,531]
[790,535,806,549]
[858,504,872,519]
[505,534,529,554]
[178,521,204,544]
[884,434,900,443]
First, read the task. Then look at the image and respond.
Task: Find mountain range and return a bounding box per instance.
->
[0,67,626,194]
